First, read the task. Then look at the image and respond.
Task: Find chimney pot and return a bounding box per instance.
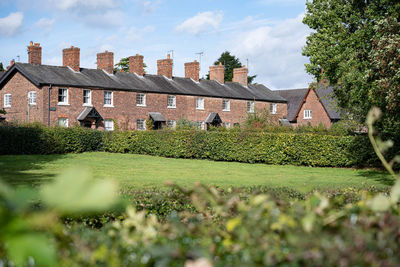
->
[209,63,225,84]
[129,54,144,76]
[28,42,42,65]
[63,46,80,72]
[185,61,200,82]
[97,50,114,74]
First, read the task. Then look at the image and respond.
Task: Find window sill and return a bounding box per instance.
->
[222,109,230,112]
[104,105,114,108]
[196,108,205,111]
[167,106,176,109]
[58,103,70,106]
[137,104,147,107]
[4,106,11,109]
[304,118,312,120]
[83,104,93,107]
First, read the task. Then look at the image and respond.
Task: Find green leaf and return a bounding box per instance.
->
[41,168,118,214]
[6,233,57,267]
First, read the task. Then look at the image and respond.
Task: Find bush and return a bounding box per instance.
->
[103,130,378,167]
[0,123,103,155]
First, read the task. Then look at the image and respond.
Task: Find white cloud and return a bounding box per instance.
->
[45,0,116,10]
[0,12,24,36]
[175,11,223,35]
[133,0,162,14]
[126,25,155,41]
[229,13,312,89]
[34,17,55,31]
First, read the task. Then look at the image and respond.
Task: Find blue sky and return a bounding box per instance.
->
[0,0,312,89]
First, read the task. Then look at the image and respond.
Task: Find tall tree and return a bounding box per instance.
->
[303,0,400,145]
[208,51,257,84]
[114,57,147,73]
[0,63,4,72]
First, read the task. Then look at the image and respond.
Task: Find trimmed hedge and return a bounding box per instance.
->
[103,130,378,167]
[0,124,103,155]
[0,124,378,167]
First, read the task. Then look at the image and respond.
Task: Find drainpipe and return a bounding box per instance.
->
[48,84,52,126]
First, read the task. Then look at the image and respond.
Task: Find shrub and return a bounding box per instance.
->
[103,130,377,167]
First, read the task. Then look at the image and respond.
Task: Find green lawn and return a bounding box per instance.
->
[0,152,393,192]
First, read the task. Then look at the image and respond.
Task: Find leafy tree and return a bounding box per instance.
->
[207,51,257,84]
[114,57,147,73]
[303,0,400,149]
[0,63,4,72]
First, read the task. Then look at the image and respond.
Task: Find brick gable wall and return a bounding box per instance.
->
[295,89,332,128]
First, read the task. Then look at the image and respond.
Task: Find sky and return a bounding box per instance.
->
[0,0,313,90]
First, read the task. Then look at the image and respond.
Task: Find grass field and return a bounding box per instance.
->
[0,152,393,192]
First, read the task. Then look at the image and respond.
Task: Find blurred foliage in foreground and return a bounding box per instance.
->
[0,107,399,266]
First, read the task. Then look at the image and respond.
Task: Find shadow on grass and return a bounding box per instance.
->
[357,169,395,186]
[0,154,66,186]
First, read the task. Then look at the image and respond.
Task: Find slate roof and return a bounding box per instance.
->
[0,71,4,80]
[0,63,287,103]
[77,107,103,121]
[314,85,342,120]
[275,88,308,122]
[149,112,166,122]
[205,112,222,124]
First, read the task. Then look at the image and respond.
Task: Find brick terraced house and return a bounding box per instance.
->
[276,85,342,128]
[0,42,288,130]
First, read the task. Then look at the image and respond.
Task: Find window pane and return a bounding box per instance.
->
[83,90,91,105]
[4,94,11,107]
[58,89,67,103]
[105,119,114,131]
[104,91,112,105]
[167,95,176,107]
[137,93,146,106]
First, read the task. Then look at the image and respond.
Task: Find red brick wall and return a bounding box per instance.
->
[63,47,80,72]
[209,64,224,84]
[295,89,332,128]
[233,67,248,87]
[28,44,42,65]
[1,73,287,130]
[0,72,45,123]
[184,61,200,82]
[129,55,144,76]
[157,58,173,78]
[97,51,114,74]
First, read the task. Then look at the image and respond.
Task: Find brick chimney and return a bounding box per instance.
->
[97,50,114,74]
[233,65,248,86]
[63,46,80,72]
[7,60,15,70]
[157,54,173,78]
[28,42,42,65]
[185,60,200,82]
[209,62,225,84]
[129,54,144,76]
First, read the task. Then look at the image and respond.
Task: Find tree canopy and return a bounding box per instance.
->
[0,63,4,72]
[114,57,147,73]
[208,51,257,84]
[303,0,400,145]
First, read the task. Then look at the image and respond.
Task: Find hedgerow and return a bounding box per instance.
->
[103,130,377,167]
[0,124,378,167]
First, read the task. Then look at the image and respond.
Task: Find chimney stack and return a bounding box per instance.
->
[209,62,225,84]
[63,46,80,72]
[233,65,248,86]
[129,54,144,76]
[185,60,200,82]
[28,42,42,65]
[157,54,173,78]
[97,50,114,74]
[7,60,15,70]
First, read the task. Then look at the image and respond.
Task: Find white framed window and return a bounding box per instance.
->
[167,120,176,128]
[137,119,146,130]
[247,101,255,113]
[196,121,205,130]
[196,97,204,110]
[83,89,91,106]
[167,95,176,108]
[104,119,114,131]
[28,91,37,105]
[304,110,312,119]
[222,99,230,111]
[58,88,68,105]
[104,91,113,107]
[58,118,68,128]
[270,103,277,115]
[223,122,231,129]
[136,93,146,107]
[4,94,11,108]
